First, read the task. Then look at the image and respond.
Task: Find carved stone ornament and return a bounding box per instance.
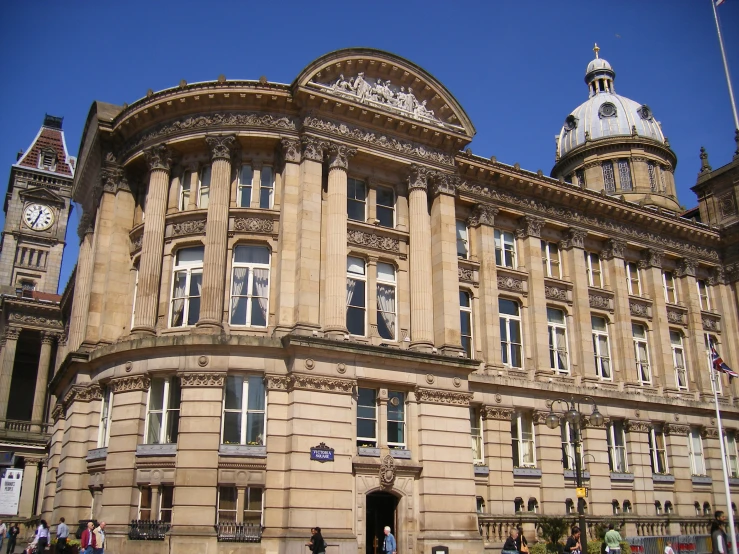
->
[234,217,274,234]
[347,229,399,252]
[467,204,498,228]
[708,266,725,286]
[666,309,686,325]
[9,313,63,329]
[172,219,206,237]
[703,427,720,439]
[327,143,357,171]
[280,138,301,164]
[415,387,472,406]
[497,275,525,293]
[545,285,568,302]
[51,403,65,423]
[629,300,650,318]
[625,420,651,433]
[77,212,94,240]
[583,415,608,428]
[676,258,697,278]
[205,135,237,161]
[292,375,355,394]
[559,227,588,250]
[301,136,327,163]
[640,248,664,269]
[111,375,151,393]
[179,373,225,387]
[75,384,103,402]
[702,316,720,332]
[430,173,459,197]
[131,234,143,252]
[144,144,174,172]
[589,294,611,310]
[601,239,627,260]
[515,215,545,239]
[304,116,455,166]
[482,406,514,420]
[408,164,431,192]
[264,374,290,390]
[664,423,690,435]
[4,327,20,341]
[379,454,396,489]
[458,266,476,283]
[101,167,124,193]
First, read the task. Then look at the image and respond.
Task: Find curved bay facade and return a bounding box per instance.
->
[42,48,739,554]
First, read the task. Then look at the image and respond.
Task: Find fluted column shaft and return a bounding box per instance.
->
[0,329,20,421]
[471,206,502,367]
[197,135,236,329]
[68,229,94,350]
[408,166,434,349]
[132,145,173,335]
[31,333,55,426]
[324,144,356,336]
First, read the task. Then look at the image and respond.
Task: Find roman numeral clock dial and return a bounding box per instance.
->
[23,204,55,231]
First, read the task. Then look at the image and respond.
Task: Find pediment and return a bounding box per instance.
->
[294,48,475,139]
[19,186,65,205]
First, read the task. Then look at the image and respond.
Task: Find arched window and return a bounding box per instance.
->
[528,498,538,513]
[655,501,662,515]
[565,499,574,515]
[612,500,621,515]
[623,500,632,514]
[514,497,524,513]
[665,501,674,515]
[703,502,712,516]
[476,497,485,514]
[695,502,701,516]
[229,245,271,327]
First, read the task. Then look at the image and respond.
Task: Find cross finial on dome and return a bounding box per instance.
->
[593,43,600,59]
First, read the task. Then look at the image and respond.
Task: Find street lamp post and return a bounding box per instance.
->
[546,396,605,554]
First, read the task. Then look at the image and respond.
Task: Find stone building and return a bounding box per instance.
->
[42,47,739,554]
[0,114,74,522]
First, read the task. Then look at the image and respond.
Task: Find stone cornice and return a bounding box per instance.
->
[179,373,225,387]
[111,375,151,393]
[415,387,472,406]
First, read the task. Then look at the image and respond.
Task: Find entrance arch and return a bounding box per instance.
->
[365,490,400,554]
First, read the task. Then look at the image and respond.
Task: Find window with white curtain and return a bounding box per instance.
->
[179,170,191,210]
[585,251,603,288]
[607,420,628,472]
[376,186,395,228]
[229,246,270,327]
[663,271,678,304]
[648,426,669,474]
[670,330,688,391]
[456,220,469,259]
[561,420,582,470]
[97,386,113,448]
[626,262,641,296]
[198,165,211,208]
[387,391,406,449]
[547,308,569,373]
[499,299,522,368]
[145,377,181,445]
[376,263,396,341]
[221,375,266,445]
[347,178,366,222]
[688,428,706,476]
[347,257,366,336]
[470,406,483,463]
[170,246,204,327]
[512,412,536,467]
[494,230,516,268]
[633,323,651,385]
[237,165,253,208]
[592,316,612,379]
[460,290,473,358]
[259,166,274,209]
[357,388,377,447]
[697,279,711,311]
[541,241,561,278]
[725,433,739,478]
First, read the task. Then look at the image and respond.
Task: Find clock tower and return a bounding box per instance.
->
[0,114,75,294]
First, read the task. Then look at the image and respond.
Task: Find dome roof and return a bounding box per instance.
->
[586,57,613,74]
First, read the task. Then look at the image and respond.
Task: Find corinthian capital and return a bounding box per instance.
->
[280,138,301,164]
[327,143,357,171]
[144,144,174,172]
[408,164,431,192]
[468,204,498,228]
[515,215,545,239]
[205,134,238,161]
[301,136,327,162]
[430,172,460,197]
[559,227,588,250]
[676,258,697,278]
[640,248,664,269]
[601,238,627,260]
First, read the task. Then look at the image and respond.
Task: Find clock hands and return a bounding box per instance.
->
[33,210,43,227]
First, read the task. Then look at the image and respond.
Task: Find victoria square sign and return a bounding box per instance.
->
[310,442,335,463]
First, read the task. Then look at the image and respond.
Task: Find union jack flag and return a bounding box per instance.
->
[712,345,739,380]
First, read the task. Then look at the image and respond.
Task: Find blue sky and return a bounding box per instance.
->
[1,0,737,293]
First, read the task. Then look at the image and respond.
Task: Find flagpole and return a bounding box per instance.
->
[711,0,739,130]
[711,364,739,554]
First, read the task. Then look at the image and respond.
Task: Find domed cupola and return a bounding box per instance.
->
[551,44,680,212]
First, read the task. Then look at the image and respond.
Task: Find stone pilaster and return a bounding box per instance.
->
[197,135,237,330]
[664,423,692,516]
[534,411,566,515]
[0,327,20,422]
[132,145,173,335]
[677,258,713,394]
[560,227,593,379]
[625,420,655,514]
[713,270,739,397]
[639,249,674,389]
[324,143,356,336]
[481,406,514,514]
[18,456,43,517]
[407,165,434,350]
[702,427,726,510]
[68,226,94,350]
[580,421,611,516]
[31,332,55,426]
[430,173,464,354]
[602,239,635,384]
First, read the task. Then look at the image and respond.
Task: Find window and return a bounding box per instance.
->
[512,412,536,467]
[695,502,701,516]
[476,497,485,514]
[460,290,473,358]
[623,500,632,514]
[547,308,569,374]
[259,166,274,209]
[663,271,677,304]
[726,433,739,478]
[376,263,396,341]
[229,246,270,327]
[633,323,652,385]
[218,486,237,523]
[697,280,711,311]
[648,161,657,192]
[688,428,706,476]
[618,159,633,191]
[602,161,616,193]
[705,334,722,394]
[243,487,264,524]
[494,230,516,268]
[585,252,603,288]
[237,165,253,208]
[97,386,113,448]
[348,178,366,222]
[139,486,174,522]
[665,501,674,515]
[145,377,181,445]
[670,331,688,391]
[655,501,662,515]
[222,375,266,445]
[39,149,56,171]
[170,246,204,327]
[357,388,377,447]
[576,169,586,187]
[528,498,538,513]
[561,420,580,470]
[541,241,561,278]
[592,316,612,380]
[456,220,469,259]
[612,500,621,515]
[648,426,669,474]
[198,165,211,208]
[347,257,366,336]
[703,502,712,516]
[514,498,524,513]
[607,421,628,472]
[499,299,522,368]
[470,407,483,463]
[387,391,405,449]
[626,262,641,296]
[565,499,574,514]
[376,186,395,228]
[179,170,191,210]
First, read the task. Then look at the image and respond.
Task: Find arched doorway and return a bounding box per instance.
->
[365,491,399,554]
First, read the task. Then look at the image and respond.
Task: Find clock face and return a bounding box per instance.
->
[23,204,54,231]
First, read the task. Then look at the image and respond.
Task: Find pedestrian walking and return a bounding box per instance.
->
[56,517,69,553]
[383,526,396,554]
[6,523,18,554]
[0,520,6,552]
[502,528,519,554]
[80,522,95,554]
[29,520,49,553]
[307,527,326,554]
[564,526,582,554]
[92,522,106,554]
[604,524,622,554]
[516,526,529,554]
[664,541,675,554]
[712,511,728,554]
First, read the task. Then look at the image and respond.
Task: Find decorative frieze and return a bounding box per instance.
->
[666,308,687,326]
[233,217,274,234]
[703,427,720,439]
[482,406,514,420]
[545,284,569,302]
[415,388,472,406]
[664,423,691,435]
[497,273,526,294]
[458,265,477,283]
[347,229,400,252]
[467,204,498,227]
[111,375,151,393]
[516,215,545,239]
[51,403,65,423]
[292,375,355,393]
[172,219,206,237]
[625,420,651,433]
[264,375,290,390]
[179,373,225,387]
[8,313,63,329]
[76,384,103,402]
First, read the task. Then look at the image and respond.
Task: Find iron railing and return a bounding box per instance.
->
[216,522,262,542]
[128,520,170,540]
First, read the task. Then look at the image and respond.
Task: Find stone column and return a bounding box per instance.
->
[197,135,237,330]
[625,420,655,514]
[430,173,464,354]
[18,456,43,517]
[580,420,611,516]
[0,328,20,422]
[469,205,502,368]
[664,423,692,516]
[534,411,566,515]
[713,268,739,397]
[481,406,514,514]
[602,239,635,384]
[407,165,434,350]
[31,332,55,427]
[186,164,199,211]
[167,170,180,214]
[678,258,713,395]
[132,145,173,335]
[68,225,94,350]
[323,143,357,337]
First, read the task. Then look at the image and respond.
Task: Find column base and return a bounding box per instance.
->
[409,340,434,353]
[194,319,223,332]
[289,322,323,337]
[324,326,349,339]
[130,326,156,337]
[439,344,465,356]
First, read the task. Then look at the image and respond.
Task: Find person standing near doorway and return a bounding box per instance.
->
[56,517,69,553]
[383,526,396,554]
